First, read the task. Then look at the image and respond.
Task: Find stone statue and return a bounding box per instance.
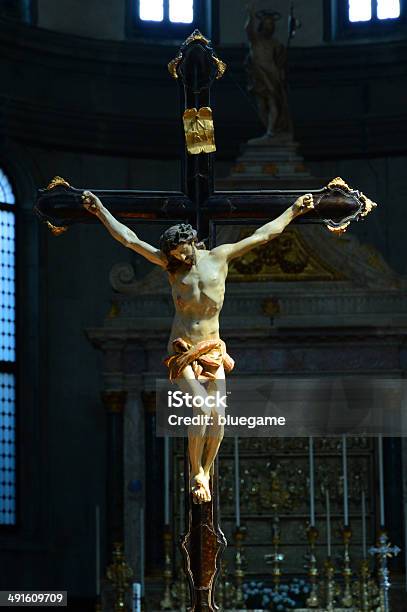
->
[82,190,314,503]
[245,1,293,139]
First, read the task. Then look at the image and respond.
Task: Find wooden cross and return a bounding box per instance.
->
[35,30,376,612]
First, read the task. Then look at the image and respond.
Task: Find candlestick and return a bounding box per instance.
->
[323,558,336,612]
[305,525,320,607]
[106,542,133,612]
[378,436,385,526]
[164,437,170,525]
[234,437,241,528]
[264,515,284,590]
[325,489,331,558]
[160,527,174,610]
[341,526,353,607]
[309,437,315,526]
[133,583,141,612]
[357,560,373,612]
[95,505,100,597]
[179,470,184,536]
[140,508,145,598]
[362,489,367,559]
[342,435,349,526]
[233,526,246,607]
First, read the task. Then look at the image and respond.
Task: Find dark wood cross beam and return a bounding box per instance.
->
[35,30,376,612]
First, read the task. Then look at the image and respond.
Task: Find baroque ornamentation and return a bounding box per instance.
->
[168,30,226,81]
[228,227,345,282]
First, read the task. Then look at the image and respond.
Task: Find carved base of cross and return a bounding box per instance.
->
[180,450,226,611]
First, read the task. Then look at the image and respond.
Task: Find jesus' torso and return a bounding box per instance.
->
[166,250,228,352]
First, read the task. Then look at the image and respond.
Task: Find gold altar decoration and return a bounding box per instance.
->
[106,541,133,612]
[228,227,345,282]
[182,107,216,155]
[322,558,338,612]
[305,525,321,608]
[351,559,379,611]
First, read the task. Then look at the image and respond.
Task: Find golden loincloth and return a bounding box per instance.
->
[163,337,235,382]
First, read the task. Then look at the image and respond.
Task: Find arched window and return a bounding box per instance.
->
[0,169,16,526]
[0,0,36,24]
[127,0,214,40]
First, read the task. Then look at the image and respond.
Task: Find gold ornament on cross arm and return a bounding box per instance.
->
[45,221,68,236]
[46,176,70,190]
[167,30,226,81]
[41,176,70,235]
[324,176,377,235]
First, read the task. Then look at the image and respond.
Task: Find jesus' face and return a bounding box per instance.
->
[169,242,195,266]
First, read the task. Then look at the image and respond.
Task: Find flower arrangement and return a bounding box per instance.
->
[242,578,310,610]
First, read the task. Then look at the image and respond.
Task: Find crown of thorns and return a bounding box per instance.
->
[159,223,198,254]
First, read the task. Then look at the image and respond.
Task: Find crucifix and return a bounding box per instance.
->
[369,531,400,612]
[35,30,376,612]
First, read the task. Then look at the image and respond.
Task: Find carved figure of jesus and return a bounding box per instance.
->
[82,191,314,504]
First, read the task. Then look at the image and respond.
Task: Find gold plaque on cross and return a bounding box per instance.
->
[182,106,216,155]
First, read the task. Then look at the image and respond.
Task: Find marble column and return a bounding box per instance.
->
[141,390,165,576]
[101,390,127,558]
[123,382,147,584]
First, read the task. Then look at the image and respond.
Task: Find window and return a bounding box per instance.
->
[127,0,213,40]
[349,0,400,22]
[0,0,37,24]
[327,0,406,40]
[0,169,16,526]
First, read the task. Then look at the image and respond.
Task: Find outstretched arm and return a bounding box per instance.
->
[210,194,314,263]
[82,191,166,268]
[245,1,257,41]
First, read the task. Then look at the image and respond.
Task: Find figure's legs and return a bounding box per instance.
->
[267,95,279,137]
[202,366,226,488]
[175,365,211,504]
[257,96,269,131]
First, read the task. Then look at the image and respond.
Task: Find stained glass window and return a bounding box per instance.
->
[0,170,15,206]
[0,373,15,524]
[0,169,16,526]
